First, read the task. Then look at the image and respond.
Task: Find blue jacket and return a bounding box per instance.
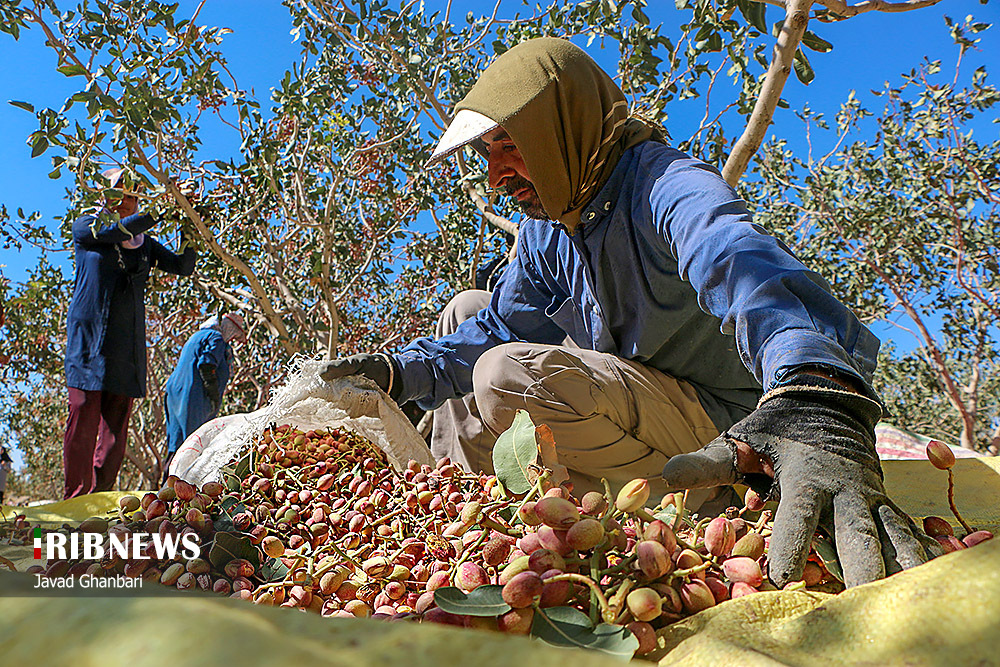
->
[164,328,232,454]
[394,142,879,431]
[65,210,196,397]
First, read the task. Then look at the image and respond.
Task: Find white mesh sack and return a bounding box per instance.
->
[169,356,434,486]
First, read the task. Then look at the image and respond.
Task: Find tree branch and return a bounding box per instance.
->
[723,0,813,186]
[131,143,298,356]
[815,0,943,20]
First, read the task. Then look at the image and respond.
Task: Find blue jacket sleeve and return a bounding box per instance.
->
[196,333,228,369]
[393,229,566,410]
[72,211,157,246]
[648,158,879,392]
[149,236,196,276]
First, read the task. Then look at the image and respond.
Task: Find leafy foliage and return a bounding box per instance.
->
[751,19,1000,451]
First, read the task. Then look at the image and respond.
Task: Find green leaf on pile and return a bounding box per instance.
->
[260,556,290,583]
[811,533,844,582]
[208,531,259,570]
[219,464,240,491]
[433,585,511,616]
[654,504,679,526]
[234,449,253,478]
[531,606,639,660]
[492,410,538,495]
[218,495,247,515]
[212,495,247,533]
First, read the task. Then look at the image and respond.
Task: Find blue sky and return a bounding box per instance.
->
[1,0,997,348]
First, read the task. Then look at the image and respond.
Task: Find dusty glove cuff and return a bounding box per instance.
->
[758,377,880,415]
[375,353,399,400]
[726,374,884,502]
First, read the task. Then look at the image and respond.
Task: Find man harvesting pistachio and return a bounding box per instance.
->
[163,312,247,475]
[63,167,197,498]
[322,37,935,587]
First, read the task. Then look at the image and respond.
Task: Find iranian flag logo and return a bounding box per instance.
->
[34,526,42,559]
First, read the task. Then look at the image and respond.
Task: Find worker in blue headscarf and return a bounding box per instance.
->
[163,312,246,468]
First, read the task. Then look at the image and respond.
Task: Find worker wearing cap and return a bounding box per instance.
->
[63,166,197,498]
[0,448,12,506]
[321,38,936,587]
[163,313,246,469]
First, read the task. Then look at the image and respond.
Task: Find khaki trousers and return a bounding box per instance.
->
[431,290,720,497]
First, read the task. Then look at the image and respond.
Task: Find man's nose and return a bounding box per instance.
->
[487,151,513,190]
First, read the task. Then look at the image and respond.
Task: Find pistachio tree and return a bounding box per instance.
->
[750,17,999,450]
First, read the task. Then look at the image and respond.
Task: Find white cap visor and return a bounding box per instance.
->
[102,167,127,189]
[427,110,498,165]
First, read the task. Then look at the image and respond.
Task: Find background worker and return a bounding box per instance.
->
[321,38,937,588]
[163,312,246,472]
[63,167,197,499]
[0,448,12,506]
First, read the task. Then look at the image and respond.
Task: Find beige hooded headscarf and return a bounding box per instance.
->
[452,37,665,232]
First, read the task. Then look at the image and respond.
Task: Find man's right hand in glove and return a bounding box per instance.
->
[320,353,400,400]
[661,372,939,589]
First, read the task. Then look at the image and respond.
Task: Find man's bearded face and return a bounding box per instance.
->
[503,173,549,221]
[483,128,550,221]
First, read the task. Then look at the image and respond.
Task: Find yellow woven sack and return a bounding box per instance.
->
[654,537,1000,666]
[0,571,622,667]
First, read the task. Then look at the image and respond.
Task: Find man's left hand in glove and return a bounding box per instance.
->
[319,353,401,401]
[661,371,939,589]
[199,363,221,416]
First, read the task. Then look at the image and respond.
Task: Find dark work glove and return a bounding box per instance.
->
[179,226,194,253]
[199,363,220,415]
[320,353,400,400]
[162,450,177,486]
[661,375,938,588]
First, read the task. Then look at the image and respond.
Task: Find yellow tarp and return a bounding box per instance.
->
[1,492,138,572]
[883,456,1000,531]
[653,538,1000,666]
[0,572,622,667]
[1,491,135,524]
